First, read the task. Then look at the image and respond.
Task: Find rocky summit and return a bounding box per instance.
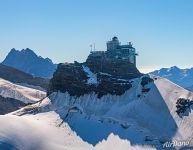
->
[2,48,57,78]
[48,37,142,97]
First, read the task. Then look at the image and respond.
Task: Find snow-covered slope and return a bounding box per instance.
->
[0,113,92,150]
[0,78,46,104]
[5,103,155,150]
[150,66,193,88]
[9,75,193,149]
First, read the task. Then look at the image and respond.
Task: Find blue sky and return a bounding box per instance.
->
[0,0,193,73]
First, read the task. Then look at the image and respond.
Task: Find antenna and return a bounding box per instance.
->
[90,44,93,52]
[93,43,95,51]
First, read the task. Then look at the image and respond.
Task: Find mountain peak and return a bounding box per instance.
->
[170,66,180,70]
[9,48,36,56]
[21,48,33,52]
[2,48,57,78]
[20,48,37,57]
[45,57,53,63]
[10,48,17,52]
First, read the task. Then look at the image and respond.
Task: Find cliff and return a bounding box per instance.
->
[48,59,142,97]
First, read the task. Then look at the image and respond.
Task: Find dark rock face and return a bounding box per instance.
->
[0,96,26,115]
[48,63,89,97]
[141,77,154,87]
[86,56,141,79]
[48,59,142,98]
[2,48,57,78]
[0,64,49,90]
[176,98,193,117]
[141,76,154,93]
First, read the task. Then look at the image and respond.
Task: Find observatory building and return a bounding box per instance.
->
[87,37,138,66]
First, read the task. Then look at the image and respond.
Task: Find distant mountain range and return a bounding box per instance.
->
[2,48,57,78]
[150,66,193,88]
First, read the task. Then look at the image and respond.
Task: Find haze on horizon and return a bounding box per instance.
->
[0,0,193,73]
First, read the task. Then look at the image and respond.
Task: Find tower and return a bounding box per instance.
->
[106,36,120,51]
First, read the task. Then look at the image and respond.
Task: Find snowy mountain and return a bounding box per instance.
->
[0,78,46,114]
[2,75,192,149]
[2,48,57,78]
[1,49,193,149]
[150,66,193,88]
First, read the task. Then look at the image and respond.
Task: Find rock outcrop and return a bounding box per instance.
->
[176,98,193,117]
[48,59,142,98]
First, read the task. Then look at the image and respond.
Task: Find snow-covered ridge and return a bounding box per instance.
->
[0,78,46,104]
[51,76,193,147]
[13,75,193,149]
[7,76,193,149]
[0,113,92,150]
[0,111,155,150]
